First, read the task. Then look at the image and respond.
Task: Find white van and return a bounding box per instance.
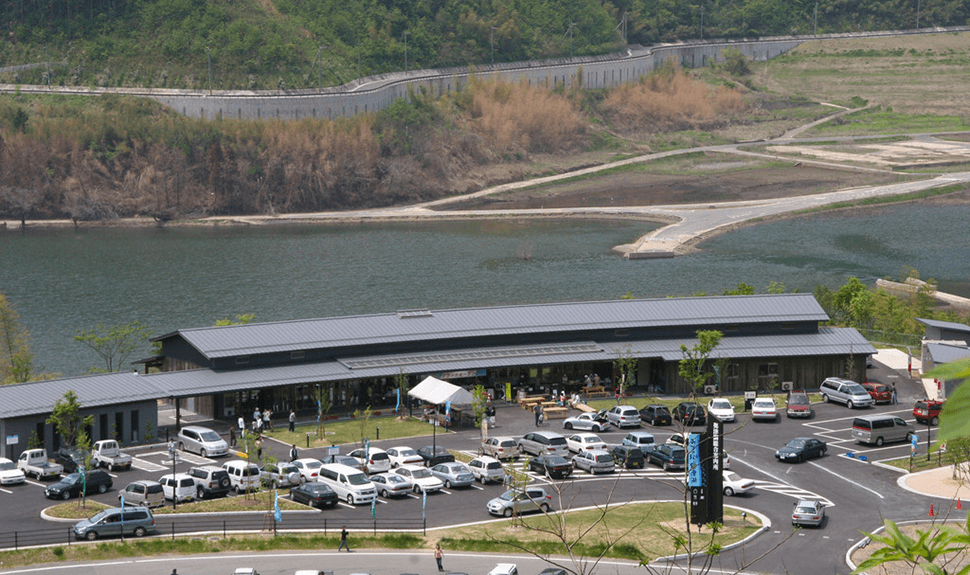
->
[158,473,196,503]
[222,460,261,493]
[318,463,377,505]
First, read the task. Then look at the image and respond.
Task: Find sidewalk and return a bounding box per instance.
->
[900,464,970,503]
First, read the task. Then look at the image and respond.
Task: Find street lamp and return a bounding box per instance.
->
[814,2,819,37]
[490,26,497,66]
[916,0,921,30]
[563,23,576,58]
[403,31,410,75]
[205,48,212,95]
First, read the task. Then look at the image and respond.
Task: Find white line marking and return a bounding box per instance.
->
[808,460,884,499]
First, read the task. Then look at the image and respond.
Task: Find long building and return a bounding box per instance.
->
[0,293,873,456]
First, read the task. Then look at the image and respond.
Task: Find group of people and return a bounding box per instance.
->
[229,407,274,447]
[336,529,443,571]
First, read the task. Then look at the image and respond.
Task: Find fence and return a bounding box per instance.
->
[0,514,426,551]
[857,329,922,348]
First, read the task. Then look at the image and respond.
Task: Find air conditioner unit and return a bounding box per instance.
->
[703,385,716,395]
[781,381,793,391]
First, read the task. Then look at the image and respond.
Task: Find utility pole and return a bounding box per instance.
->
[614,13,628,45]
[403,31,410,75]
[700,6,704,40]
[357,41,361,82]
[45,44,50,88]
[205,48,212,95]
[814,2,818,37]
[563,23,576,57]
[916,0,921,30]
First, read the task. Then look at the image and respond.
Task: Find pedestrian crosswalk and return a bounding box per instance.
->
[130,449,219,473]
[750,480,834,507]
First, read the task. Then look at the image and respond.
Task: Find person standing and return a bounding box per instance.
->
[263,408,272,431]
[289,409,296,432]
[229,425,236,448]
[290,444,299,462]
[534,403,543,426]
[238,415,246,438]
[338,526,351,552]
[892,382,898,404]
[253,407,261,423]
[434,543,444,571]
[256,438,263,461]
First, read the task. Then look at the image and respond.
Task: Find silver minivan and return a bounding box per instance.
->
[819,377,873,409]
[851,415,915,446]
[118,480,165,509]
[73,506,157,540]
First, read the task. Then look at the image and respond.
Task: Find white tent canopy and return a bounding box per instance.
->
[408,376,475,406]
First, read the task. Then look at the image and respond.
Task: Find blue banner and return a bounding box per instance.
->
[687,434,703,488]
[274,491,282,522]
[395,388,401,412]
[422,490,427,519]
[371,498,376,518]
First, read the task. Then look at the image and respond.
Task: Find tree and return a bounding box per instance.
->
[613,346,638,397]
[721,48,750,76]
[215,313,256,326]
[472,384,489,438]
[47,390,94,450]
[0,292,34,384]
[679,330,724,396]
[929,359,970,444]
[74,321,151,372]
[854,516,970,575]
[353,406,372,446]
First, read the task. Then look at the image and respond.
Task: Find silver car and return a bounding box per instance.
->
[792,499,825,527]
[481,437,521,460]
[430,462,475,488]
[370,472,413,498]
[259,462,302,488]
[486,487,552,517]
[571,449,615,474]
[177,425,229,457]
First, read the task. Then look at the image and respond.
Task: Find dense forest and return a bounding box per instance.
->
[0,0,968,90]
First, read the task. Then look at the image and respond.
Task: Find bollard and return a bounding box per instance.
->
[929,504,935,517]
[377,426,380,440]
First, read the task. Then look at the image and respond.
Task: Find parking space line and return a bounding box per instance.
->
[808,459,884,499]
[24,479,47,488]
[439,489,452,495]
[0,486,11,494]
[470,484,484,490]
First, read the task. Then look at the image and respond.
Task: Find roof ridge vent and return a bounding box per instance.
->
[397,308,433,319]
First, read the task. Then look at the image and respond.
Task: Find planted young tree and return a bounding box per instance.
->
[47,390,94,449]
[316,386,332,442]
[395,370,409,419]
[679,330,724,397]
[613,346,638,398]
[353,406,372,447]
[74,321,151,372]
[472,384,489,439]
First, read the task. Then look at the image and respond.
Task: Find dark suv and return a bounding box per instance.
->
[672,402,707,426]
[639,405,672,426]
[187,465,232,499]
[610,445,645,469]
[55,448,87,474]
[45,469,112,500]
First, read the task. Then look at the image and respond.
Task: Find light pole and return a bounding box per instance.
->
[916,0,921,30]
[563,23,576,58]
[205,48,212,95]
[403,31,410,75]
[814,2,818,37]
[357,41,361,82]
[700,6,704,40]
[490,26,497,65]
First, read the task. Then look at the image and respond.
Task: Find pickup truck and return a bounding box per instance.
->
[91,440,133,471]
[17,449,64,480]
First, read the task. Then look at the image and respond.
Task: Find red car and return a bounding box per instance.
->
[914,399,945,426]
[862,383,892,404]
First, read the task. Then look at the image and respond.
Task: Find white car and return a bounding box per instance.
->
[176,425,229,457]
[394,464,443,494]
[0,457,26,485]
[723,471,754,496]
[385,446,423,468]
[566,433,607,453]
[751,398,779,422]
[291,458,324,483]
[707,398,736,423]
[158,472,196,503]
[562,413,609,432]
[347,447,392,474]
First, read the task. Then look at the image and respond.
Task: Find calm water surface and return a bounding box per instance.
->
[2,203,968,377]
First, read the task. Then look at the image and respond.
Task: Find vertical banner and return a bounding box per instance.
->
[395,388,401,412]
[505,382,512,402]
[707,418,724,524]
[422,489,427,519]
[274,491,282,522]
[687,433,708,526]
[371,498,376,518]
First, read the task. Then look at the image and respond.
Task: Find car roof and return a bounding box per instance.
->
[471,455,501,463]
[181,425,215,432]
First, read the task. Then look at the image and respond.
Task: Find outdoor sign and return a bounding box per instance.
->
[688,419,724,526]
[5,435,18,445]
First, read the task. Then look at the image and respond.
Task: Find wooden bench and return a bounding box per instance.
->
[584,386,611,398]
[572,402,596,413]
[544,407,568,419]
[520,396,547,409]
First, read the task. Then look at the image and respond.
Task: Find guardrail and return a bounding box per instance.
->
[0,515,427,551]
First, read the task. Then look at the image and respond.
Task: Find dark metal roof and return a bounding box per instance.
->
[166,293,828,359]
[917,318,970,334]
[0,372,165,419]
[925,342,970,365]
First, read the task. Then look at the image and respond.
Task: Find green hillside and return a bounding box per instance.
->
[1,0,967,90]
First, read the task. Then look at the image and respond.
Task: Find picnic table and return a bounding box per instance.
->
[584,386,611,398]
[520,395,547,409]
[544,407,568,419]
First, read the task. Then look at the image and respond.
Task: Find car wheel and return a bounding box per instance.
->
[540,503,550,512]
[821,394,829,403]
[821,446,827,455]
[97,483,107,494]
[503,508,513,518]
[480,475,487,485]
[413,485,421,494]
[875,436,884,447]
[196,486,207,500]
[444,480,452,489]
[85,531,98,541]
[663,461,671,471]
[178,442,185,451]
[61,491,71,500]
[847,400,854,409]
[381,489,390,498]
[134,527,146,537]
[347,494,354,504]
[931,416,940,426]
[218,477,230,489]
[724,487,734,496]
[200,449,208,458]
[564,422,573,430]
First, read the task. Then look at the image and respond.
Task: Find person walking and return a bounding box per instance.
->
[290,444,299,462]
[256,438,263,461]
[892,382,898,404]
[338,526,351,552]
[263,408,272,431]
[434,543,444,571]
[229,425,236,448]
[289,409,296,432]
[534,403,543,426]
[238,415,246,438]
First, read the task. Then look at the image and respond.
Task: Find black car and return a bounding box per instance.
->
[417,445,455,467]
[639,405,673,426]
[672,402,707,426]
[609,445,645,469]
[289,482,339,508]
[528,455,573,479]
[45,469,112,500]
[775,437,827,463]
[55,448,87,474]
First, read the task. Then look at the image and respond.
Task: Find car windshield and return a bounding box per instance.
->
[0,461,16,471]
[547,457,566,465]
[304,461,321,469]
[63,473,81,483]
[711,400,731,409]
[387,475,405,484]
[754,400,773,408]
[498,490,519,501]
[595,454,612,462]
[278,464,297,474]
[89,510,109,523]
[789,395,809,405]
[796,504,817,514]
[348,473,371,486]
[199,431,221,442]
[786,439,807,448]
[398,449,417,457]
[411,468,432,479]
[847,384,867,395]
[725,472,740,482]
